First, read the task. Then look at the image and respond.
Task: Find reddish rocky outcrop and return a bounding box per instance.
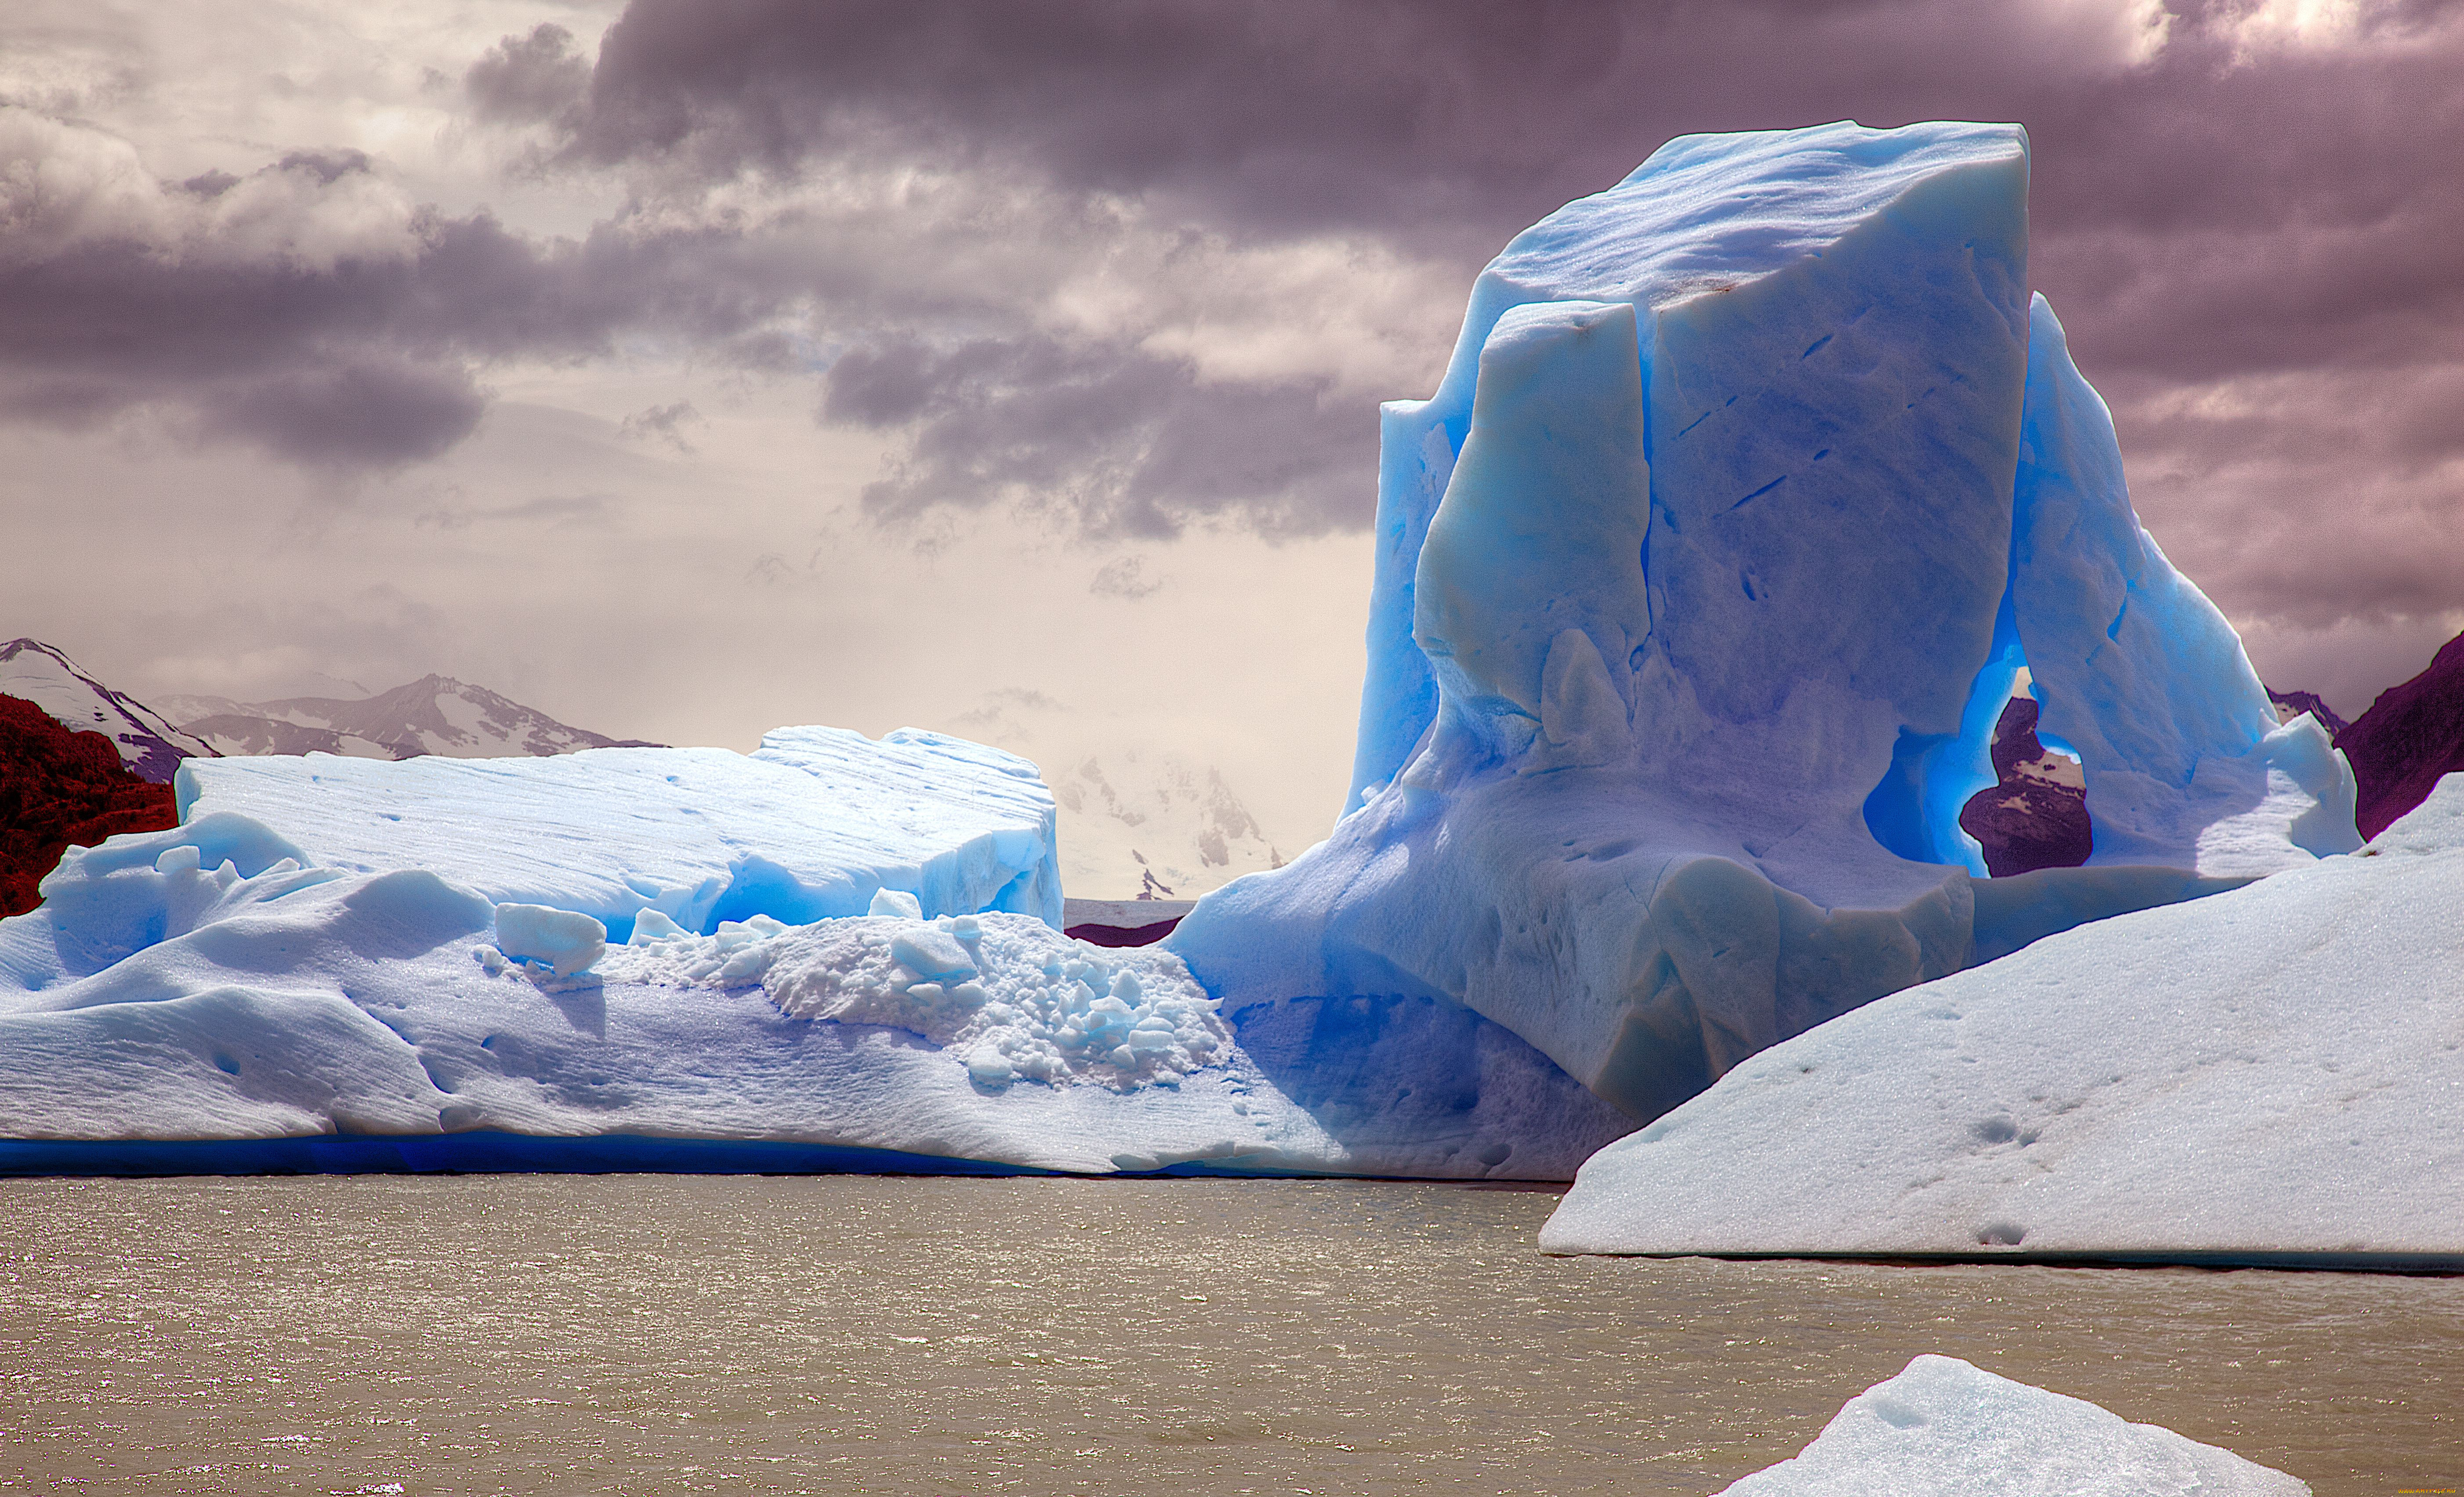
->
[0,693,179,916]
[1064,917,1184,948]
[1957,696,2094,878]
[2337,629,2464,840]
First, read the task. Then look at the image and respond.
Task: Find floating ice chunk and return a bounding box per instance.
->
[869,888,924,918]
[492,904,607,979]
[1717,1356,2307,1496]
[1539,775,2464,1262]
[890,925,977,983]
[0,843,1611,1176]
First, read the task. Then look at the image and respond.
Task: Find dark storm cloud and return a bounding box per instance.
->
[465,23,592,126]
[0,145,806,469]
[522,0,2464,600]
[204,358,487,466]
[4,0,2457,618]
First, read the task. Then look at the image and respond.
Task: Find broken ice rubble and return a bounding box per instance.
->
[0,800,1623,1178]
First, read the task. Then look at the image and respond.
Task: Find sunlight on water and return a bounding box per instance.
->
[2,1175,2458,1495]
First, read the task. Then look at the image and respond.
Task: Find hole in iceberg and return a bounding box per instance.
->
[1862,587,2027,874]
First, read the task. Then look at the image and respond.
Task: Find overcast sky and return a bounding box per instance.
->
[3,0,2458,859]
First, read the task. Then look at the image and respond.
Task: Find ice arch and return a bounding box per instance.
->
[1175,120,2356,1123]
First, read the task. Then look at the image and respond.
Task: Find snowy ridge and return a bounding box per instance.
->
[163,674,659,761]
[174,725,1066,937]
[953,690,1283,899]
[0,640,213,783]
[1043,751,1285,900]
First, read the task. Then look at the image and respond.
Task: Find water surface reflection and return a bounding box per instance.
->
[2,1175,2456,1494]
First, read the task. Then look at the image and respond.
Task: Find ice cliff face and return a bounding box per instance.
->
[1173,121,2359,1123]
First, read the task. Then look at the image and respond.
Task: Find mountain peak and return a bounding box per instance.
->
[0,638,214,783]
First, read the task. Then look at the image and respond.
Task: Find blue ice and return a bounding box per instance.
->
[1175,120,2356,1124]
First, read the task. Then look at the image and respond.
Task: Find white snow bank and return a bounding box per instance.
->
[1717,1356,2306,1496]
[1540,775,2464,1261]
[172,725,1062,939]
[0,814,1623,1178]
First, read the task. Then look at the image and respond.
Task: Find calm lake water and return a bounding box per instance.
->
[2,1175,2458,1496]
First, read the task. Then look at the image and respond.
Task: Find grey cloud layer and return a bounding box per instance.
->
[0,0,2456,639]
[823,333,1358,538]
[553,0,2464,601]
[0,138,800,466]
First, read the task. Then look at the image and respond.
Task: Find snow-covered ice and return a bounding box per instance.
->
[492,903,607,979]
[1539,775,2464,1263]
[0,807,1625,1177]
[174,725,1065,937]
[1716,1356,2307,1496]
[1173,120,2353,1125]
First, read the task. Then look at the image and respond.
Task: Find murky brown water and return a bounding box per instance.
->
[1,1175,2457,1496]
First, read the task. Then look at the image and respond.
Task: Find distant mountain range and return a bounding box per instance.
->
[951,690,1287,900]
[158,677,662,762]
[1041,750,1287,900]
[0,638,657,782]
[14,628,2458,897]
[2266,687,2350,738]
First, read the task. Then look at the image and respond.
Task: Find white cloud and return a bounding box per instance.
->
[2222,0,2366,57]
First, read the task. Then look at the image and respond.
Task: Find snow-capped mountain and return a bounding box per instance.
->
[1044,750,1286,899]
[0,639,214,784]
[952,690,1284,899]
[161,676,662,761]
[2267,687,2350,738]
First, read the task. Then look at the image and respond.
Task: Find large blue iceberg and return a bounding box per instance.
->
[0,121,2361,1179]
[1170,120,2356,1123]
